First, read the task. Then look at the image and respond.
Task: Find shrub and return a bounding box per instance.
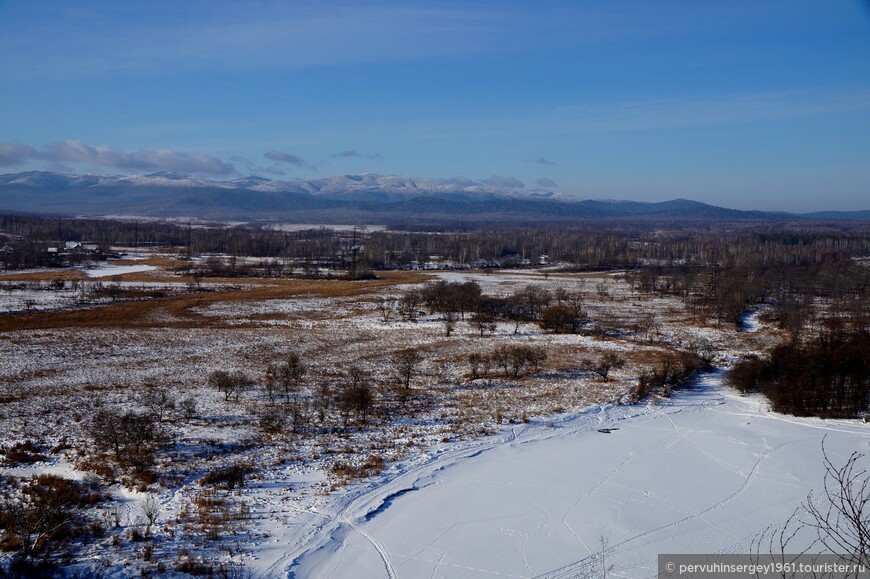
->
[467,352,491,381]
[489,344,547,378]
[540,305,585,334]
[331,454,385,482]
[200,465,251,490]
[258,404,287,433]
[0,474,103,558]
[628,351,705,403]
[732,333,870,417]
[207,370,254,402]
[583,353,626,382]
[727,356,766,394]
[88,408,164,474]
[2,441,46,466]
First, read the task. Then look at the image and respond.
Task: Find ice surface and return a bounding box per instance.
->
[84,264,156,277]
[279,370,870,578]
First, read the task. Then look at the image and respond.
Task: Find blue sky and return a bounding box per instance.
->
[1,0,869,212]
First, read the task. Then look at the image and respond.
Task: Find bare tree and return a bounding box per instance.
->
[391,347,423,392]
[266,352,306,403]
[288,397,310,433]
[774,294,814,342]
[140,385,175,423]
[467,352,492,381]
[313,382,331,424]
[0,475,87,558]
[339,367,374,425]
[750,508,816,579]
[443,310,457,337]
[490,344,547,378]
[584,352,625,382]
[262,369,281,404]
[637,312,658,341]
[375,297,396,323]
[179,395,198,421]
[258,403,288,433]
[89,408,164,473]
[471,296,500,337]
[208,370,253,402]
[750,439,870,577]
[398,290,422,322]
[804,441,870,566]
[540,304,585,334]
[142,495,160,537]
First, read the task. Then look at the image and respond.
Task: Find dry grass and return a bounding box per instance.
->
[0,261,790,577]
[0,270,430,332]
[0,270,87,282]
[139,254,185,268]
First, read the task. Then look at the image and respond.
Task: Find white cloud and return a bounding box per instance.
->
[0,142,38,167]
[535,177,558,188]
[0,139,234,175]
[264,151,316,170]
[0,2,521,78]
[482,175,524,189]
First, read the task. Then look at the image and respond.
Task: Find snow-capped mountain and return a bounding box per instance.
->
[0,171,862,224]
[216,172,583,204]
[0,171,582,202]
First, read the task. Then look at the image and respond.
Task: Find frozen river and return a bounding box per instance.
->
[280,370,870,578]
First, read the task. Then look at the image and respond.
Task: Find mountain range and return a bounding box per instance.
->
[1,171,867,225]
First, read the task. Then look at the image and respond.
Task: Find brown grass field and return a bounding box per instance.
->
[0,270,431,332]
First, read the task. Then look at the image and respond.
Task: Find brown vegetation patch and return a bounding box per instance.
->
[0,271,430,332]
[0,270,86,282]
[2,367,61,384]
[2,440,47,465]
[139,254,184,268]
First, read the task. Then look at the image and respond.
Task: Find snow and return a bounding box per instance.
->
[277,370,870,578]
[0,264,818,577]
[84,264,156,277]
[739,308,766,333]
[434,270,559,296]
[0,278,199,313]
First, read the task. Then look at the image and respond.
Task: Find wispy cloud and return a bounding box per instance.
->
[332,150,384,160]
[0,2,523,79]
[229,155,286,177]
[260,166,287,176]
[535,177,558,188]
[437,176,479,187]
[264,151,316,170]
[0,139,234,175]
[482,175,524,189]
[308,87,870,143]
[535,157,556,165]
[4,2,804,81]
[541,89,870,135]
[0,142,38,167]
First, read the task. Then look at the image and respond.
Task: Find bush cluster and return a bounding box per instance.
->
[728,332,870,418]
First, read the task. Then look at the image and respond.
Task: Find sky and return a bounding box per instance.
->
[1,0,869,212]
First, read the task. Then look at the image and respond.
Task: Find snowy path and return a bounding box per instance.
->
[263,368,870,579]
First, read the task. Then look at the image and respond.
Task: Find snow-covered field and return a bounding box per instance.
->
[6,262,856,578]
[282,370,870,578]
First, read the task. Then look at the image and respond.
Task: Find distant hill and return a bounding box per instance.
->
[0,171,866,225]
